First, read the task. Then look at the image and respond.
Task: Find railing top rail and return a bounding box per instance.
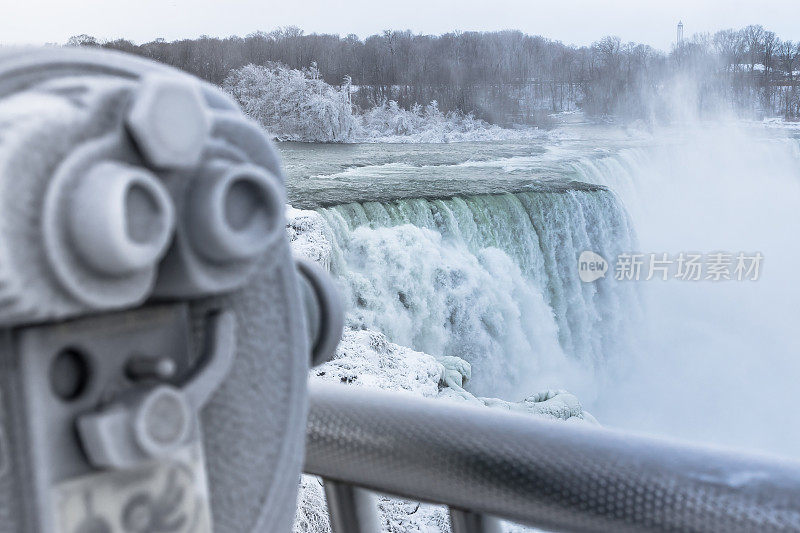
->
[305,382,800,533]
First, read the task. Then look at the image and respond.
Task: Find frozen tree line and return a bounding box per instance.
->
[222,62,542,142]
[66,24,800,125]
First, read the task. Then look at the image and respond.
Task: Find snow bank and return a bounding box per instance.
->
[225,63,542,143]
[314,328,443,396]
[286,206,596,532]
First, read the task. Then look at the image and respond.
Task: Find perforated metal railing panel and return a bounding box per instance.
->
[305,382,800,532]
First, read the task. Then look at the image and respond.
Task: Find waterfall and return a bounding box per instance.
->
[303,125,800,458]
[317,188,639,400]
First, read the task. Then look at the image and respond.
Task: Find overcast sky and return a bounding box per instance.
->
[2,0,799,51]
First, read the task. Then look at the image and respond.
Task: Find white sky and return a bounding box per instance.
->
[2,0,799,51]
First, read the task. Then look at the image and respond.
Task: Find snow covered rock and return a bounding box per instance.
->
[312,328,444,398]
[317,328,596,423]
[463,389,597,424]
[286,206,333,270]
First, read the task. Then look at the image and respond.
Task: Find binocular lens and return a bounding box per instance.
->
[187,161,284,264]
[69,162,175,276]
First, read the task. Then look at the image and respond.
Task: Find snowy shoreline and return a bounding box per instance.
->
[273,125,546,144]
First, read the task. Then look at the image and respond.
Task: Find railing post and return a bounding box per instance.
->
[323,479,380,532]
[449,508,503,533]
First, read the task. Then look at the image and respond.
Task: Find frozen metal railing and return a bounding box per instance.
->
[304,382,800,533]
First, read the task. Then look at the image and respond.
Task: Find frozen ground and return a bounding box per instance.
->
[287,206,595,532]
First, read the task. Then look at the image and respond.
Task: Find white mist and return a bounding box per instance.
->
[588,124,800,459]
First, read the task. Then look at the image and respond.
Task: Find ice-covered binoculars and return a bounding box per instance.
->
[1,47,800,533]
[0,47,343,532]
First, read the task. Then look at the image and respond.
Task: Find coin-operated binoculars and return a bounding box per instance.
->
[0,48,342,533]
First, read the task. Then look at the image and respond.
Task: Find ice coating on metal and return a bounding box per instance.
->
[54,445,212,533]
[0,48,329,533]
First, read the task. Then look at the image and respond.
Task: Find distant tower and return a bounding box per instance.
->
[677,21,684,44]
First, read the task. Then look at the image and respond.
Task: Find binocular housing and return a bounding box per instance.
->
[0,47,342,532]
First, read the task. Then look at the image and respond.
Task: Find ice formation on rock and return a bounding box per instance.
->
[315,328,596,424]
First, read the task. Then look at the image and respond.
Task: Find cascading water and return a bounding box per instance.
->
[304,125,800,459]
[317,188,640,401]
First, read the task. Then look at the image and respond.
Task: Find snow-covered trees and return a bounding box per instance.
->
[98,24,800,123]
[359,100,544,142]
[223,62,358,142]
[225,64,542,143]
[359,100,480,137]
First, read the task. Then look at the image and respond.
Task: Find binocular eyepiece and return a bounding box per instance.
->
[26,67,288,315]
